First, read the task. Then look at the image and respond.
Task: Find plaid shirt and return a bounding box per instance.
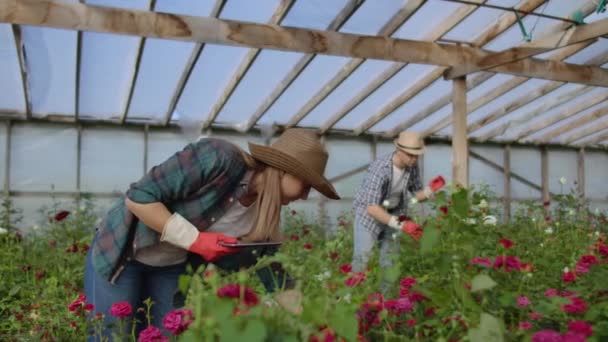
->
[353,152,422,236]
[91,138,249,283]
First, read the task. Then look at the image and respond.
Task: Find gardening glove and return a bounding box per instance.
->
[423,175,446,198]
[387,215,402,230]
[274,289,303,315]
[161,213,238,262]
[402,220,423,241]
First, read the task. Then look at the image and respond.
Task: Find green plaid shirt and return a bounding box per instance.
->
[91,138,249,282]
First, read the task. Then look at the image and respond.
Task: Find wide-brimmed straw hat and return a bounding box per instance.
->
[248,128,340,200]
[394,131,425,155]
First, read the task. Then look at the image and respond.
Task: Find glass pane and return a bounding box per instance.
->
[370,77,452,133]
[333,64,436,130]
[22,26,76,116]
[586,151,608,199]
[300,60,396,127]
[0,24,25,113]
[470,145,504,196]
[423,144,453,185]
[442,0,521,43]
[81,128,144,193]
[0,123,5,191]
[391,1,461,40]
[11,195,75,231]
[339,0,406,35]
[10,124,77,191]
[332,172,366,199]
[281,0,350,30]
[548,149,577,195]
[510,147,541,199]
[147,130,196,171]
[324,137,372,179]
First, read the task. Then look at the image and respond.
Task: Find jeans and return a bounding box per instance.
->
[84,244,186,341]
[352,211,400,293]
[84,236,293,340]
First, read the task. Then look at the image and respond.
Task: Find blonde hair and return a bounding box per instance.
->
[237,148,284,242]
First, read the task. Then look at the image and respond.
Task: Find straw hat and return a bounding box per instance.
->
[248,128,340,200]
[394,131,425,155]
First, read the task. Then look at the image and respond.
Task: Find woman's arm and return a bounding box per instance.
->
[124,198,173,234]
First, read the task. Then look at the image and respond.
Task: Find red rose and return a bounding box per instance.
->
[54,210,70,222]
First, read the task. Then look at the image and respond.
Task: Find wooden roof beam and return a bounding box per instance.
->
[2,0,607,86]
[535,104,608,143]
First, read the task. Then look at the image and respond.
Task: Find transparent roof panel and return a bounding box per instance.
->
[391,1,461,40]
[530,0,585,33]
[299,59,396,127]
[85,0,150,9]
[280,0,350,30]
[219,0,281,22]
[527,101,608,142]
[175,44,250,125]
[216,49,304,125]
[0,24,25,113]
[370,77,453,133]
[338,0,406,35]
[259,55,352,126]
[125,0,216,122]
[564,120,608,145]
[483,14,560,51]
[441,0,521,43]
[22,26,76,117]
[408,103,452,133]
[564,38,608,65]
[477,85,605,140]
[332,63,437,130]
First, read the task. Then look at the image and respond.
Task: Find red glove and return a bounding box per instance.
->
[402,220,423,241]
[188,232,238,262]
[160,213,239,262]
[429,175,446,192]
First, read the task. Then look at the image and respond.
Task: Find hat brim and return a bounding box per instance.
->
[394,139,425,155]
[248,143,340,200]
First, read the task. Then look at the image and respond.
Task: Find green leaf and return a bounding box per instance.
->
[420,227,441,254]
[241,319,267,342]
[452,188,470,217]
[178,274,191,297]
[453,278,479,311]
[468,313,504,342]
[328,305,358,342]
[471,274,497,292]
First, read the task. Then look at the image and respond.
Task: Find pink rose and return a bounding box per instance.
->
[109,301,132,319]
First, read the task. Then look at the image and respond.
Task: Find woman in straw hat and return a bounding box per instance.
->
[84,128,339,338]
[352,131,445,287]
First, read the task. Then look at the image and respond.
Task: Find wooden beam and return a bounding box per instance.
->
[3,121,10,193]
[537,104,608,143]
[75,0,82,121]
[541,146,549,216]
[162,0,226,126]
[4,0,608,86]
[120,0,156,124]
[445,18,608,79]
[452,77,468,187]
[283,0,425,129]
[579,131,608,146]
[577,147,585,210]
[322,0,486,135]
[503,144,511,221]
[512,91,608,141]
[240,0,366,132]
[11,24,30,119]
[563,120,608,145]
[476,52,608,141]
[201,0,294,130]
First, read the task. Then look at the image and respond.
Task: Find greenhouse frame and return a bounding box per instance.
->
[0,0,607,229]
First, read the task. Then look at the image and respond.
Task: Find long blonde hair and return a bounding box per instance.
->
[237,148,284,242]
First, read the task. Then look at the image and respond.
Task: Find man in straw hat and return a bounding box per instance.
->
[84,128,338,336]
[352,131,445,279]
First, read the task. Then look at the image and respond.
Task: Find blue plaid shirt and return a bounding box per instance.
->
[353,152,422,236]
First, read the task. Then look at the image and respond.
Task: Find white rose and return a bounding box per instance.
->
[563,267,569,273]
[567,209,575,216]
[464,218,477,225]
[0,227,7,234]
[410,197,418,204]
[559,177,567,185]
[343,293,351,303]
[382,200,390,208]
[595,231,600,237]
[478,199,488,209]
[483,215,497,226]
[544,227,553,234]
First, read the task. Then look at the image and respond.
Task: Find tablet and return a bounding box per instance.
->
[218,241,283,248]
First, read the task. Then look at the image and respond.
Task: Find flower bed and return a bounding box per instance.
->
[1,187,607,341]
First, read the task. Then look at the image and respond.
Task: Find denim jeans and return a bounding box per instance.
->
[84,243,186,341]
[351,211,400,293]
[84,236,292,340]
